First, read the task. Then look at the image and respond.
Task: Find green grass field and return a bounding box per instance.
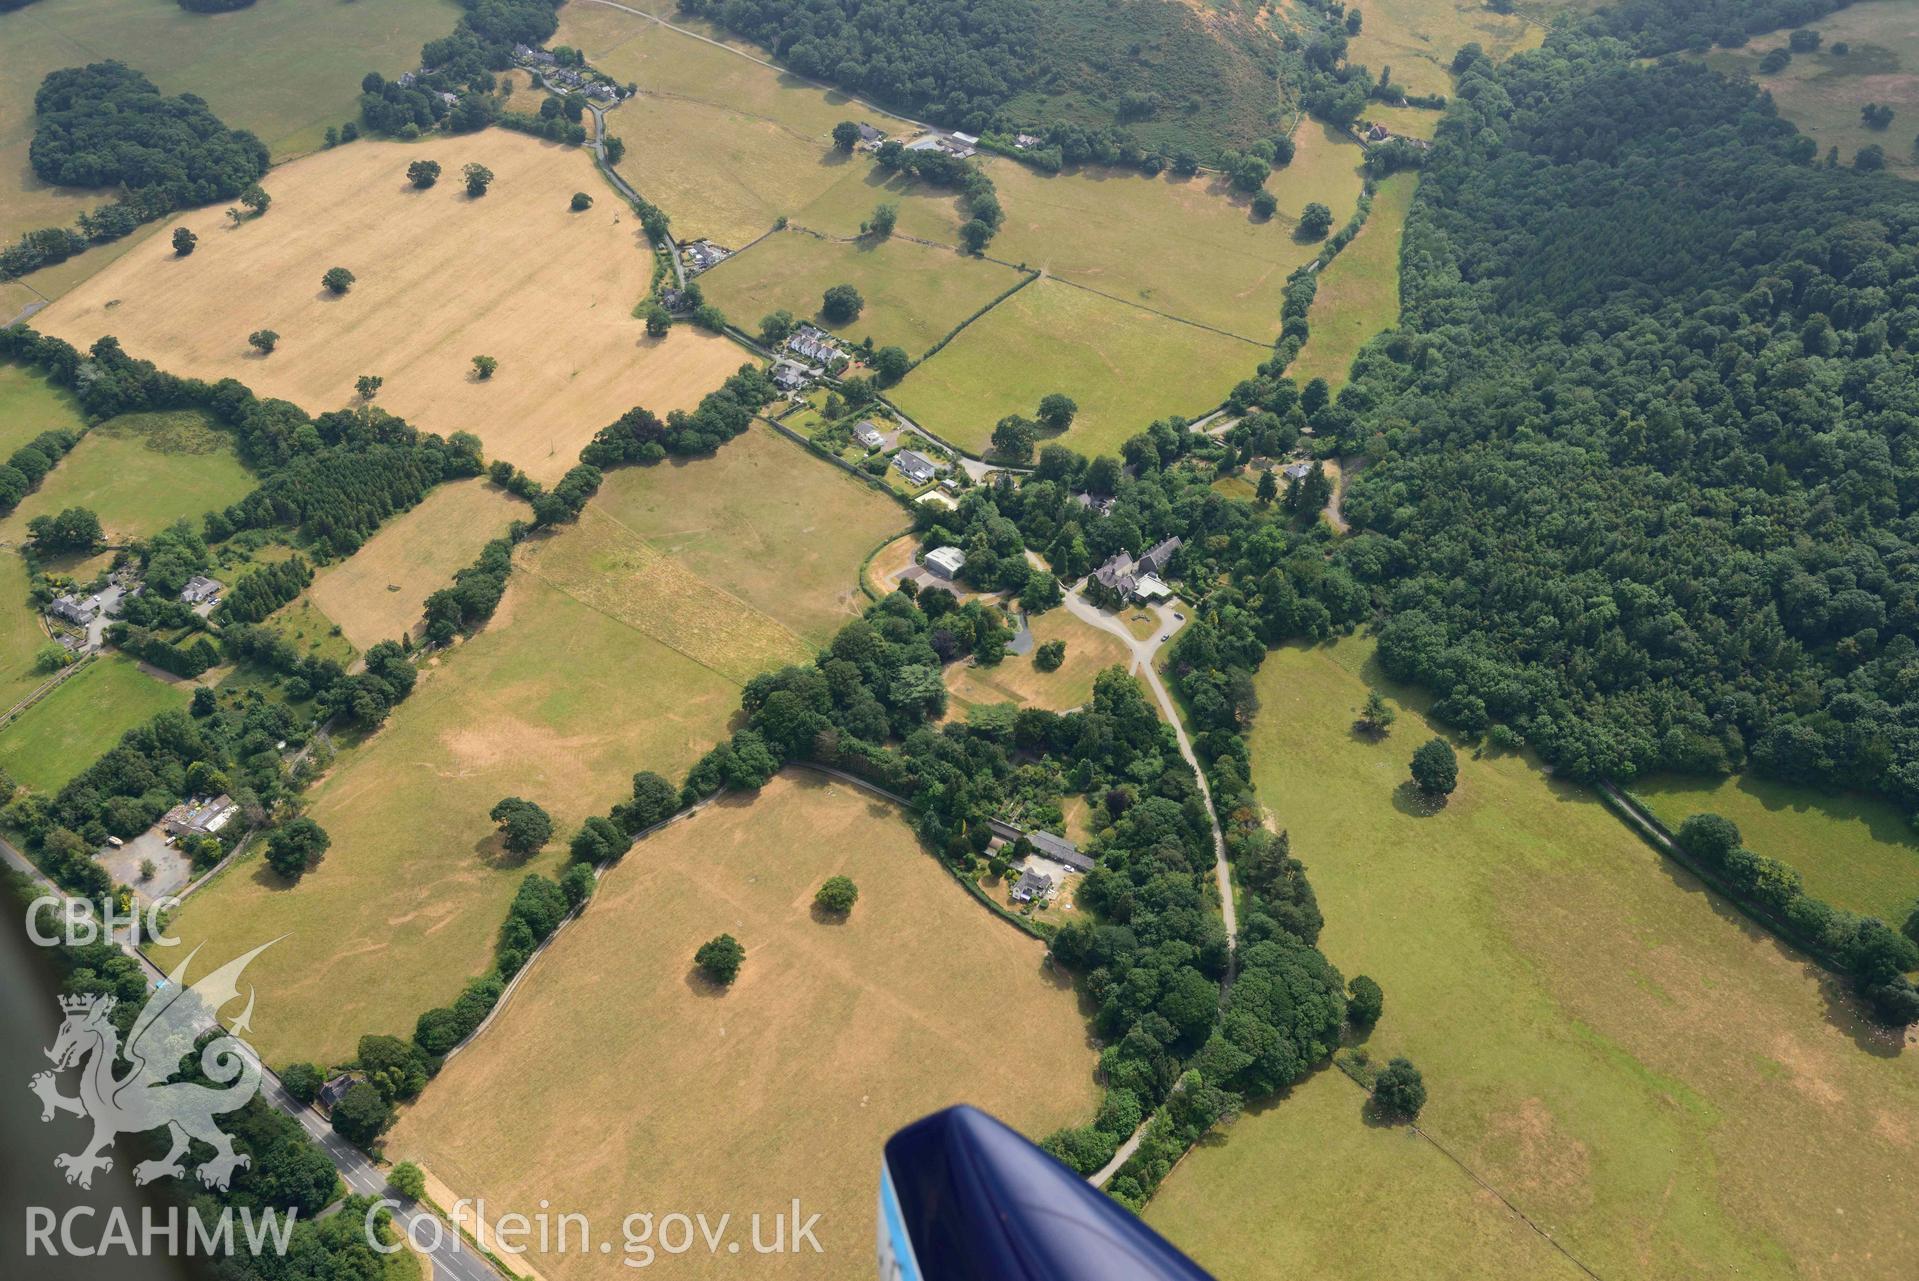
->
[1696,2,1919,175]
[0,361,85,458]
[0,0,457,266]
[583,424,904,647]
[1290,173,1418,390]
[1,411,254,546]
[0,655,188,794]
[1344,0,1544,99]
[1634,773,1919,928]
[983,123,1366,342]
[698,229,1029,358]
[891,279,1264,458]
[1148,635,1919,1280]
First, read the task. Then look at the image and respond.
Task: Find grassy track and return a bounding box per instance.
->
[699,230,1029,358]
[389,772,1099,1281]
[1634,773,1919,927]
[1149,636,1919,1280]
[0,656,188,794]
[1290,173,1418,391]
[891,279,1261,458]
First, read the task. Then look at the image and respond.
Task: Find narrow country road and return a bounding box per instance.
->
[1049,560,1237,951]
[0,842,503,1281]
[577,98,685,289]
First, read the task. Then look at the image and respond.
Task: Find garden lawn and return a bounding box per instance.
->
[0,0,457,258]
[388,772,1099,1281]
[946,608,1134,715]
[890,279,1263,458]
[1289,173,1418,391]
[0,655,188,795]
[1149,635,1919,1280]
[697,229,1029,358]
[1635,772,1919,929]
[1,411,254,546]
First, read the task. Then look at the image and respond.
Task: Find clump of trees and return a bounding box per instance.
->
[814,876,859,914]
[1370,1057,1426,1121]
[1409,737,1457,799]
[172,227,197,256]
[489,797,554,857]
[695,934,745,985]
[248,329,278,355]
[265,816,331,881]
[26,506,102,555]
[821,283,864,324]
[1296,201,1333,240]
[1034,639,1066,671]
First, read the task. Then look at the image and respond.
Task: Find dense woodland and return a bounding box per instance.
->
[678,0,1282,156]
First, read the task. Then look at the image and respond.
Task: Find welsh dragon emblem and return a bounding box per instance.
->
[31,941,275,1191]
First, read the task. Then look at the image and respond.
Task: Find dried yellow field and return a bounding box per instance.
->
[390,772,1099,1281]
[36,132,747,482]
[1345,0,1544,99]
[306,478,525,650]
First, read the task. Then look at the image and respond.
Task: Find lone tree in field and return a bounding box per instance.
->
[406,159,441,189]
[489,797,553,857]
[1297,200,1334,240]
[815,876,859,915]
[1036,393,1077,432]
[248,329,279,355]
[471,354,498,380]
[241,184,270,217]
[28,508,103,555]
[463,162,495,197]
[1251,190,1278,220]
[1034,639,1066,672]
[265,817,331,881]
[864,201,897,238]
[1347,974,1384,1027]
[832,120,861,153]
[1371,1057,1426,1122]
[322,266,356,295]
[172,227,197,256]
[570,191,593,211]
[1356,690,1395,736]
[821,283,864,324]
[694,933,745,986]
[355,374,383,401]
[1409,737,1458,799]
